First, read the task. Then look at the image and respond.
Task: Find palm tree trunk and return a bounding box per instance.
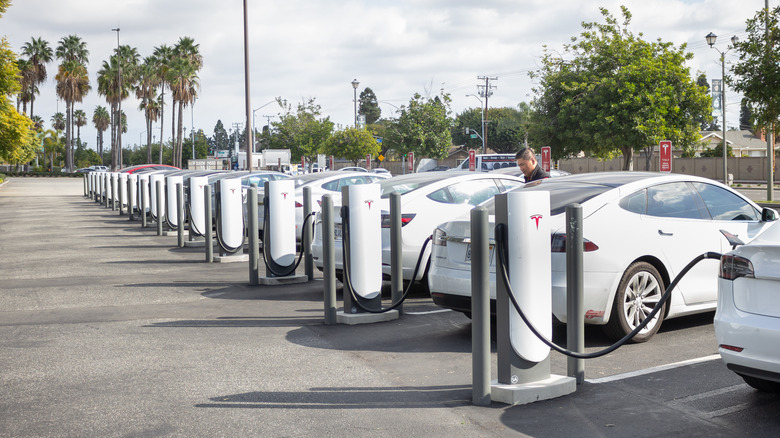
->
[159,85,165,164]
[171,98,176,166]
[65,101,72,172]
[177,100,184,168]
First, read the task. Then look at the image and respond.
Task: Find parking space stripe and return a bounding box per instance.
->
[585,354,721,383]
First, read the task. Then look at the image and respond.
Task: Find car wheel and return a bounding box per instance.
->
[603,261,666,343]
[739,374,780,393]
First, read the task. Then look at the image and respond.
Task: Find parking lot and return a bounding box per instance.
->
[1,177,779,437]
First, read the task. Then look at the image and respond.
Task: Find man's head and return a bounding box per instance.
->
[515,147,537,179]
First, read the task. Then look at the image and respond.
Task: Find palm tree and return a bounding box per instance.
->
[152,44,173,164]
[137,56,160,163]
[97,45,138,170]
[92,106,110,164]
[167,56,199,168]
[114,45,140,168]
[51,112,65,132]
[49,115,65,171]
[97,58,120,168]
[15,58,35,113]
[74,109,87,149]
[21,37,53,121]
[55,35,89,172]
[55,59,90,172]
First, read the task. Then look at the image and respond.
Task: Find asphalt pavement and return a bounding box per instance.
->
[1,177,778,437]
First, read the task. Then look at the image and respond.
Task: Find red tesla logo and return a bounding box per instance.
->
[230,189,236,194]
[364,200,374,209]
[282,192,288,199]
[530,214,543,229]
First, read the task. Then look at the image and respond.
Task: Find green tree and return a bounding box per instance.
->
[267,97,333,164]
[137,56,160,163]
[210,119,229,153]
[152,44,174,164]
[453,104,532,153]
[20,37,53,122]
[696,73,719,130]
[168,37,201,168]
[55,35,90,172]
[730,5,780,140]
[529,7,712,169]
[358,87,381,125]
[92,106,109,163]
[739,98,753,131]
[323,127,381,165]
[385,92,453,166]
[73,108,86,148]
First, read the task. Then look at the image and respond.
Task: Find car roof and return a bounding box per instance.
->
[379,170,523,197]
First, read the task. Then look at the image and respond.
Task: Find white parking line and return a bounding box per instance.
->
[405,309,453,315]
[585,354,721,384]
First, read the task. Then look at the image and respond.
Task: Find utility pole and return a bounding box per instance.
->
[477,76,497,154]
[767,0,774,201]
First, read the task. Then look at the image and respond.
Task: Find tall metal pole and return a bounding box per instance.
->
[191,99,195,165]
[721,53,728,185]
[767,0,775,201]
[352,79,359,127]
[243,0,254,171]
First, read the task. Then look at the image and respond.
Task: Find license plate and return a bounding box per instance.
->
[465,244,494,262]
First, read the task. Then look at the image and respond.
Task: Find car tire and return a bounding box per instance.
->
[739,374,780,393]
[603,261,666,343]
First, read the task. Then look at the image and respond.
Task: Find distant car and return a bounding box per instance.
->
[715,221,780,392]
[426,165,450,172]
[489,166,570,179]
[310,171,525,285]
[120,164,179,174]
[372,168,391,176]
[76,165,108,173]
[428,172,778,342]
[338,166,369,172]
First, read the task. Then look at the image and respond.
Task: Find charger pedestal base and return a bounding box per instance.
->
[336,310,399,325]
[257,274,308,285]
[491,375,575,405]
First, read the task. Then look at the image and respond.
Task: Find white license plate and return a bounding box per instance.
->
[465,244,494,263]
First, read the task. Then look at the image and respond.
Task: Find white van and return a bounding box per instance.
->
[451,154,517,172]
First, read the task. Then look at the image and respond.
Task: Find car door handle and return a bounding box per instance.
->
[658,230,673,236]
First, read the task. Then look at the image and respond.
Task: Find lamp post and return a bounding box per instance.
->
[466,94,486,154]
[351,79,359,128]
[191,98,195,162]
[111,27,121,170]
[252,100,276,150]
[706,32,738,186]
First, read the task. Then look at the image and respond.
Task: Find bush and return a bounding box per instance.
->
[0,173,5,183]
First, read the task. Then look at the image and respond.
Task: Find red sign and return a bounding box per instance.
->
[329,155,334,170]
[301,156,305,172]
[408,152,414,172]
[541,146,551,172]
[366,154,371,171]
[468,150,476,171]
[659,140,672,172]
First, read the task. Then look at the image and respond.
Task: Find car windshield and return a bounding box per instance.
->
[379,173,462,198]
[482,180,613,216]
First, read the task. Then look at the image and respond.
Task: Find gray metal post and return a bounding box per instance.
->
[127,177,135,221]
[471,207,491,406]
[566,204,585,384]
[141,181,148,228]
[176,183,185,248]
[156,180,163,236]
[118,177,124,215]
[204,184,213,263]
[390,192,403,314]
[248,184,259,285]
[83,174,87,197]
[303,186,314,280]
[111,176,117,211]
[322,195,337,324]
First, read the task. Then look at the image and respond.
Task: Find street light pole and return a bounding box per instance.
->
[467,94,485,154]
[351,79,360,128]
[706,32,738,186]
[242,0,253,171]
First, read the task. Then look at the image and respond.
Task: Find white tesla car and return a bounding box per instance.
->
[310,171,525,285]
[715,221,780,392]
[428,172,778,342]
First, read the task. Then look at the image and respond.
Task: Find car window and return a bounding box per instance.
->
[498,178,524,192]
[692,182,760,221]
[619,189,647,214]
[646,182,705,219]
[427,179,501,205]
[321,176,371,191]
[321,179,339,191]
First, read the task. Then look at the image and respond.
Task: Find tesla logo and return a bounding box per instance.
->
[282,192,288,199]
[230,188,236,194]
[198,185,203,190]
[364,200,374,209]
[530,214,543,229]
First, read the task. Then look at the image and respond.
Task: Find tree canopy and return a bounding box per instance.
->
[384,92,453,164]
[265,97,334,162]
[323,127,381,165]
[529,6,712,169]
[0,37,37,164]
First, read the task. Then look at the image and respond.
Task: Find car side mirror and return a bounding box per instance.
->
[761,207,778,222]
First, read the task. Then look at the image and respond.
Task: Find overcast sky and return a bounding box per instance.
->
[2,0,761,153]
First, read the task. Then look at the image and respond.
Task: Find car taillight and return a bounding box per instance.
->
[380,213,416,228]
[432,227,447,246]
[719,344,744,353]
[550,234,599,252]
[295,201,303,208]
[719,254,754,280]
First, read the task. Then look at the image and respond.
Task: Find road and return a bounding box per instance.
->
[0,177,778,437]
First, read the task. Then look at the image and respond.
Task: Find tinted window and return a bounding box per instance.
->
[692,182,760,221]
[646,182,704,219]
[484,182,612,215]
[619,189,647,214]
[428,179,501,205]
[498,179,524,192]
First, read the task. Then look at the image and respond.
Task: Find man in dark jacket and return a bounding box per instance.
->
[516,147,550,182]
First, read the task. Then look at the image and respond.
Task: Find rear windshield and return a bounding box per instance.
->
[484,181,612,216]
[379,174,449,197]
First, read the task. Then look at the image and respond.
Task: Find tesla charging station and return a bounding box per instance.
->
[337,184,398,324]
[492,191,575,405]
[214,178,247,261]
[149,173,165,223]
[165,175,185,234]
[185,176,208,247]
[257,179,307,284]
